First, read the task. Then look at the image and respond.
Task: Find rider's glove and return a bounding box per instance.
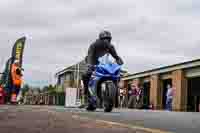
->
[88,64,95,72]
[116,57,124,65]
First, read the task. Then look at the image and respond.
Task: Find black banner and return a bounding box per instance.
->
[0,57,12,91]
[11,36,26,67]
[0,37,26,92]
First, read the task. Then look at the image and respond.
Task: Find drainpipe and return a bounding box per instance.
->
[76,63,80,101]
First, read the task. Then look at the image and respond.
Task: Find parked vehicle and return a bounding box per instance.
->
[0,85,5,104]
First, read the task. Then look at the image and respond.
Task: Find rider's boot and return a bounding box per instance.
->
[86,96,97,111]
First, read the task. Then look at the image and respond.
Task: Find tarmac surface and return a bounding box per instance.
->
[0,105,156,133]
[1,105,199,133]
[48,106,200,133]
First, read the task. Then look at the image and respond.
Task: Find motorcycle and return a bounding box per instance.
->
[87,54,122,112]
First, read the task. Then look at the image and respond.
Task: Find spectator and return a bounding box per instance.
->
[119,87,127,108]
[123,87,128,107]
[119,87,124,108]
[78,80,87,108]
[128,83,143,109]
[135,84,143,109]
[11,60,23,103]
[165,84,175,111]
[127,84,132,101]
[128,84,134,108]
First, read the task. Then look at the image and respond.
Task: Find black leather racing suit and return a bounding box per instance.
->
[82,39,124,101]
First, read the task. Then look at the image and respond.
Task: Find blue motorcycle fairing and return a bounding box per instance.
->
[96,63,121,75]
[95,71,120,80]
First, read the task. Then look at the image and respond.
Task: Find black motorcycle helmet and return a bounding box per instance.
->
[99,30,112,42]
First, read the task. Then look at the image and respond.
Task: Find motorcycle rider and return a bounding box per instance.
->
[82,30,124,110]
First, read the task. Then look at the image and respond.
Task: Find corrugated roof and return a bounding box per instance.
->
[123,58,200,80]
[55,60,129,77]
[55,60,88,77]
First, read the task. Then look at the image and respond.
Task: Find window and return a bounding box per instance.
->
[60,76,65,85]
[65,74,71,81]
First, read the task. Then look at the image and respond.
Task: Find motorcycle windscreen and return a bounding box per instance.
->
[97,53,121,75]
[98,53,115,65]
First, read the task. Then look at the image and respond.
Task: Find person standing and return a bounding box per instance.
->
[122,87,128,108]
[128,83,143,109]
[165,84,175,111]
[79,80,86,108]
[11,60,23,103]
[135,84,143,109]
[119,87,127,108]
[128,84,137,108]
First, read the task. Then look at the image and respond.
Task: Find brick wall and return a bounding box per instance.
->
[172,70,187,111]
[150,74,162,109]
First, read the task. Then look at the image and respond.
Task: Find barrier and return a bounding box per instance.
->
[65,88,80,107]
[23,92,62,105]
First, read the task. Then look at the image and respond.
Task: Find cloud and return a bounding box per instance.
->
[0,0,200,87]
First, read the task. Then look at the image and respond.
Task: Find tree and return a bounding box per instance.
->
[33,87,41,94]
[21,84,30,97]
[41,84,56,94]
[41,85,48,92]
[48,84,56,94]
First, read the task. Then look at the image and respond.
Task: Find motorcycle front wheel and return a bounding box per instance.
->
[101,81,117,112]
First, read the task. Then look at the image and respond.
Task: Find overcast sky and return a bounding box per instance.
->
[0,0,200,87]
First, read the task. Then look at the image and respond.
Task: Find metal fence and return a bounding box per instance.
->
[23,92,65,106]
